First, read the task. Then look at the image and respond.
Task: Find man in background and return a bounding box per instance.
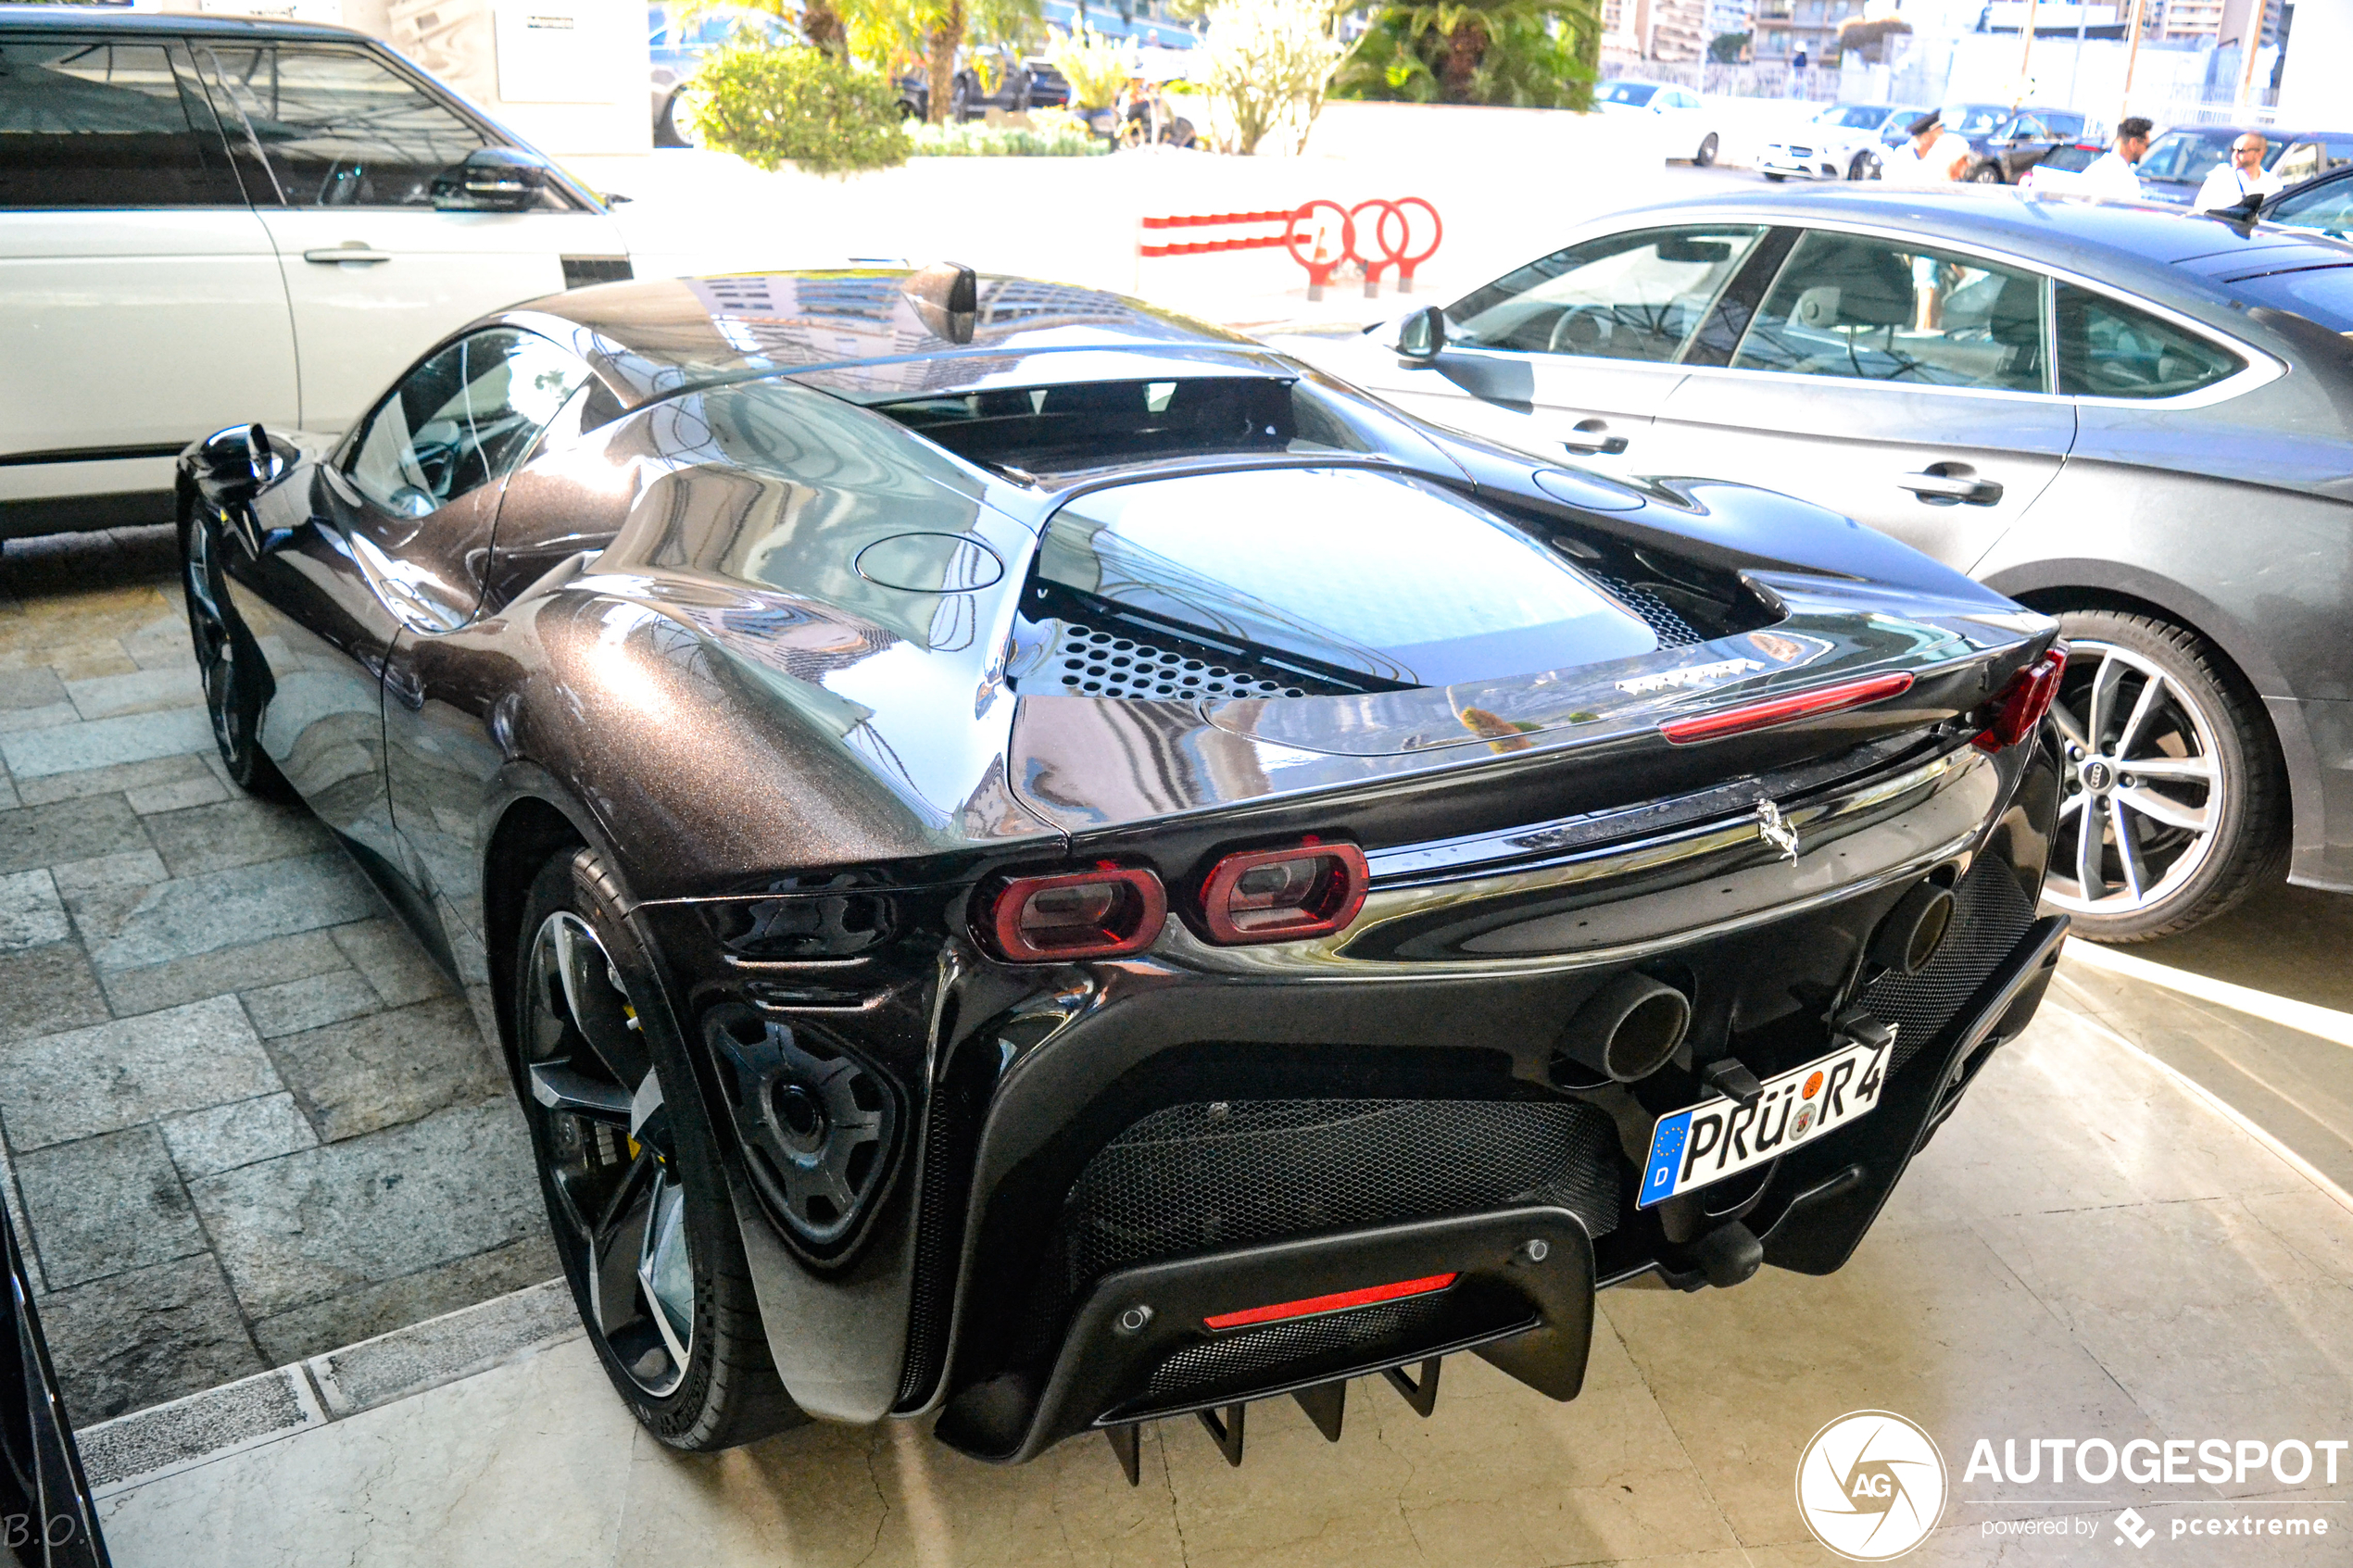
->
[2196,132,2281,212]
[1886,111,1971,185]
[2076,117,2153,199]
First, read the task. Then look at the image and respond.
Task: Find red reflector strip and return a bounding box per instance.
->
[1202,1273,1458,1331]
[1659,671,1916,746]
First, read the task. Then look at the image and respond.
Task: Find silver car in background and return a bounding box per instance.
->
[1277,187,2353,942]
[1757,102,1933,183]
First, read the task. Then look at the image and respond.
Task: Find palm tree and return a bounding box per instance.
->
[1331,0,1600,108]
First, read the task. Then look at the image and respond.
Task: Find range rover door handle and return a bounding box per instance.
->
[1562,419,1629,456]
[1898,468,2002,505]
[304,245,391,265]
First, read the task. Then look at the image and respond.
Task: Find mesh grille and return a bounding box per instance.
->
[1595,577,1703,649]
[1058,1098,1619,1298]
[1038,621,1350,699]
[894,1073,986,1408]
[1865,859,2036,1073]
[1146,1291,1457,1399]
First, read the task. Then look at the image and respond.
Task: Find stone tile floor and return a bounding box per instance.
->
[0,526,555,1426]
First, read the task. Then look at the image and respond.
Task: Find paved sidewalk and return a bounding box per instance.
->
[88,975,2353,1567]
[0,528,554,1426]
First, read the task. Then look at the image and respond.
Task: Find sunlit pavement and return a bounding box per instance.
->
[90,906,2353,1567]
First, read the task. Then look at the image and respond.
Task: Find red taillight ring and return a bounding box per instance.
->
[1197,839,1369,946]
[1659,671,1916,746]
[980,865,1166,963]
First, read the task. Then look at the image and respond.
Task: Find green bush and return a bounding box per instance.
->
[691,43,912,177]
[906,109,1109,157]
[1330,0,1598,110]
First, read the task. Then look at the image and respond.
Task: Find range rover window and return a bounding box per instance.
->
[193,44,492,207]
[0,39,242,207]
[349,331,589,517]
[1731,231,2048,393]
[1443,226,1768,362]
[2054,284,2245,398]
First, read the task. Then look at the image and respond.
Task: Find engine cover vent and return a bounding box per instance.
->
[1032,619,1356,700]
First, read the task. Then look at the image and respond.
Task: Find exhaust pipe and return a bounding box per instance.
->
[1871,881,1957,976]
[1557,972,1692,1085]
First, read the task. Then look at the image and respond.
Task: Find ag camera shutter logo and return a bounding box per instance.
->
[1795,1410,1949,1561]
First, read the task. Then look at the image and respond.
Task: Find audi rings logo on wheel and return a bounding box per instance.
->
[1795,1410,1949,1561]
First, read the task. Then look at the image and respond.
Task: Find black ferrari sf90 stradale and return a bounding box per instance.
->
[178,267,2069,1476]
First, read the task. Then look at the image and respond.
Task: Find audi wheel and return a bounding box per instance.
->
[2042,610,2286,942]
[512,847,805,1449]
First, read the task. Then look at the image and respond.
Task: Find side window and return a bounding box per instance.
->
[1731,230,2047,393]
[0,40,242,207]
[2055,284,2243,400]
[2268,174,2353,236]
[349,331,590,517]
[192,44,488,207]
[1445,226,1768,362]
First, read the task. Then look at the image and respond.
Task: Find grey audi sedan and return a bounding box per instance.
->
[1274,187,2353,942]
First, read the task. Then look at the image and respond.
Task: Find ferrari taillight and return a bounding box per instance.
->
[1973,646,2069,752]
[1659,671,1916,745]
[983,865,1165,962]
[1198,839,1368,945]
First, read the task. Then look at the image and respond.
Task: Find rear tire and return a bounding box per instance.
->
[2041,609,2287,942]
[512,847,806,1450]
[1969,161,2004,183]
[1695,132,1718,166]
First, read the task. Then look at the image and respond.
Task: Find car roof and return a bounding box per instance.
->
[2154,123,2353,140]
[1584,184,2353,294]
[0,4,376,42]
[521,270,1275,408]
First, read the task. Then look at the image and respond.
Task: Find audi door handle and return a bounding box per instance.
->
[1562,420,1629,456]
[303,245,391,265]
[1897,470,2002,505]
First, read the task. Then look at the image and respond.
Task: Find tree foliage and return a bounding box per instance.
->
[1836,14,1910,60]
[1046,24,1131,110]
[691,43,912,175]
[1198,0,1346,155]
[1330,0,1598,109]
[1707,29,1748,62]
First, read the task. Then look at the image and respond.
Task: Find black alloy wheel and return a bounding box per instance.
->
[2043,609,2287,942]
[513,847,804,1450]
[1969,161,2004,183]
[1848,150,1873,180]
[179,508,288,798]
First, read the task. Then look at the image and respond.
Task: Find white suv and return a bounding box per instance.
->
[0,6,631,544]
[1758,103,1933,182]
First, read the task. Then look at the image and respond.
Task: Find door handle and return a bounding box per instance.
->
[1562,420,1629,456]
[303,245,391,265]
[1897,469,2002,505]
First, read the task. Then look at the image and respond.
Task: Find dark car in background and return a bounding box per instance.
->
[1965,107,2092,184]
[2133,124,2353,207]
[1282,188,2353,941]
[176,267,2068,1476]
[898,47,1069,120]
[2015,139,2108,192]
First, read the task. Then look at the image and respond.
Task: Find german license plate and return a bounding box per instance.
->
[1637,1034,1894,1209]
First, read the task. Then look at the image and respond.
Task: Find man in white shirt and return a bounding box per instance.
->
[2196,132,2284,212]
[1884,111,1972,186]
[2074,117,2153,199]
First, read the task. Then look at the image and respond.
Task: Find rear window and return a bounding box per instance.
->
[1597,82,1658,107]
[2268,175,2353,238]
[2223,266,2353,332]
[0,39,243,207]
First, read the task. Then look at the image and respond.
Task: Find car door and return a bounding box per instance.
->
[364,330,595,957]
[1651,225,2074,572]
[0,33,296,529]
[1364,223,1776,476]
[187,40,627,434]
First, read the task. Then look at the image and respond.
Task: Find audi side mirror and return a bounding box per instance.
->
[432,147,550,213]
[1395,306,1445,362]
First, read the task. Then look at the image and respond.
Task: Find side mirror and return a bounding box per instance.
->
[432,147,550,213]
[1395,306,1446,362]
[195,423,276,497]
